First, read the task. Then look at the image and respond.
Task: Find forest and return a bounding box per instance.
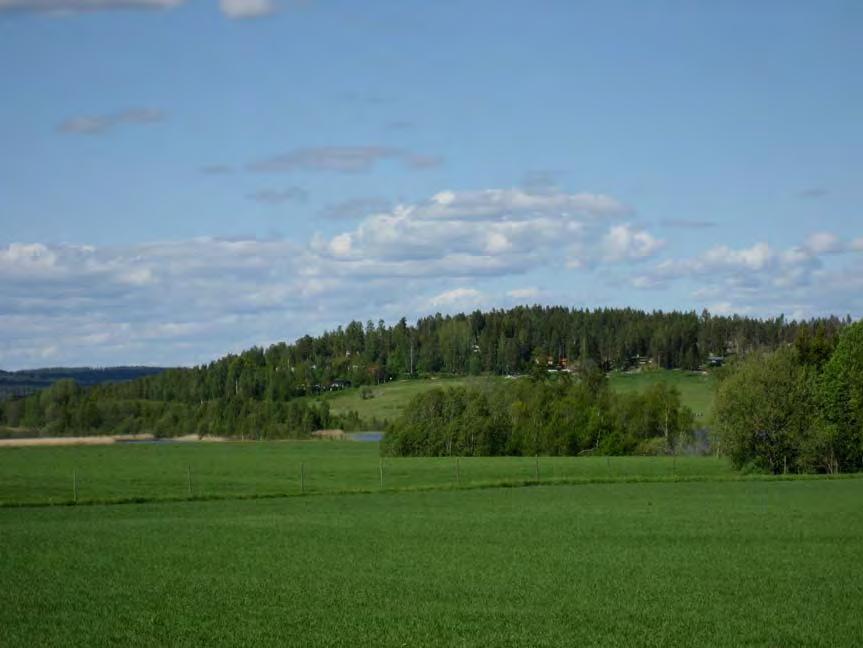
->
[0,306,850,442]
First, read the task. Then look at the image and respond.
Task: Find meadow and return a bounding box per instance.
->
[608,369,716,419]
[1,477,861,646]
[318,369,716,425]
[317,375,491,422]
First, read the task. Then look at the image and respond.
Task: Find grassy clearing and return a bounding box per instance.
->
[317,375,491,422]
[318,370,715,425]
[0,441,734,506]
[2,478,861,647]
[609,369,716,420]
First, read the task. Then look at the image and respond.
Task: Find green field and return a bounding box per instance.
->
[2,476,861,646]
[0,441,734,507]
[319,370,716,426]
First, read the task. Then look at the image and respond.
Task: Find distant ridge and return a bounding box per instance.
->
[0,366,168,400]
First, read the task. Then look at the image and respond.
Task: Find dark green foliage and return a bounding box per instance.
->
[1,380,335,440]
[383,373,695,457]
[714,321,863,474]
[714,347,817,473]
[817,321,863,472]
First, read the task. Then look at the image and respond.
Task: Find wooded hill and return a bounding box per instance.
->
[0,306,849,439]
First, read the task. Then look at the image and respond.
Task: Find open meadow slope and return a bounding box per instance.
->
[1,478,861,647]
[317,376,492,423]
[317,370,716,426]
[608,370,716,420]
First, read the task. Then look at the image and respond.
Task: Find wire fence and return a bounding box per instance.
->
[1,451,740,507]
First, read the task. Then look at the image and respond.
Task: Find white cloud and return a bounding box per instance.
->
[0,243,58,274]
[219,0,276,19]
[429,288,484,308]
[312,188,646,279]
[632,232,863,317]
[601,224,664,262]
[805,232,843,255]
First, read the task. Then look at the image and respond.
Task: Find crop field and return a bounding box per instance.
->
[2,476,861,647]
[0,441,734,506]
[319,370,716,425]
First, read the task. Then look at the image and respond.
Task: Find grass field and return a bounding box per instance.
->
[319,370,716,426]
[0,441,735,506]
[317,375,491,422]
[1,477,861,646]
[608,369,716,420]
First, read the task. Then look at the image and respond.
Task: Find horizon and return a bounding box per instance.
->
[2,1,862,369]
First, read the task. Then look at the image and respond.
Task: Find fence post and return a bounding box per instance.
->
[379,457,384,489]
[456,457,461,486]
[300,462,305,494]
[535,454,540,481]
[187,465,193,497]
[73,469,78,503]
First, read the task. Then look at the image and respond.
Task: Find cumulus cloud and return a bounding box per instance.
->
[311,188,641,278]
[0,0,183,13]
[57,108,165,135]
[219,0,276,18]
[0,186,653,367]
[601,224,664,262]
[247,187,308,204]
[3,221,861,367]
[631,232,863,317]
[248,146,443,174]
[805,232,843,255]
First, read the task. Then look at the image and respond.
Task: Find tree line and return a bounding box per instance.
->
[382,369,695,457]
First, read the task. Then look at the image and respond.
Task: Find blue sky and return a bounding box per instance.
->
[1,0,861,368]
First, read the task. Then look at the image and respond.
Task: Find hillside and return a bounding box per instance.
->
[0,306,840,439]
